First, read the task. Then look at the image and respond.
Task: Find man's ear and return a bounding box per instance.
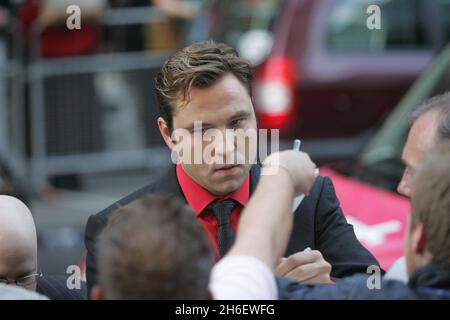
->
[90,285,104,300]
[157,117,176,150]
[411,221,427,255]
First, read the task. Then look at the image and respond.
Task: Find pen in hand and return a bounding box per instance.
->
[291,139,319,212]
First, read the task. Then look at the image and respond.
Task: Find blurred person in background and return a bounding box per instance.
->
[85,40,379,295]
[20,0,106,57]
[20,0,106,191]
[153,0,202,19]
[150,0,206,48]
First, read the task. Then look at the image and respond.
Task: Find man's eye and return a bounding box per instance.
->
[230,119,244,127]
[404,166,413,177]
[191,128,208,134]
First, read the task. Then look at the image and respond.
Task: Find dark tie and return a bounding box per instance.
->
[208,199,237,257]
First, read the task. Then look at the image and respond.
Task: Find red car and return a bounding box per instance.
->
[319,44,450,269]
[321,168,409,270]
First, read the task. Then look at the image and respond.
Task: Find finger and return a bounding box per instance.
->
[278,257,287,266]
[284,263,322,282]
[286,260,332,283]
[301,273,333,285]
[276,251,319,276]
[275,250,321,276]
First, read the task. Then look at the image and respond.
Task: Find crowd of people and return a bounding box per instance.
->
[1,39,450,300]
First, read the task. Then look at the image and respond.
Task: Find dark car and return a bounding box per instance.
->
[208,0,450,159]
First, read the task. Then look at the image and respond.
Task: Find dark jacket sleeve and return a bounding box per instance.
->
[315,177,381,278]
[37,275,87,300]
[277,275,414,300]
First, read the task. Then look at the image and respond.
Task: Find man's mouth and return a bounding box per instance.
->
[213,164,242,176]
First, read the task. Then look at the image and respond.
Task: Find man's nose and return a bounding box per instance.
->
[214,130,236,158]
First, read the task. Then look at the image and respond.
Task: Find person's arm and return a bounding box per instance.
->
[228,151,316,269]
[225,170,294,269]
[210,151,317,300]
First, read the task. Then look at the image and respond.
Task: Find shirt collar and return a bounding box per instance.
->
[176,163,250,216]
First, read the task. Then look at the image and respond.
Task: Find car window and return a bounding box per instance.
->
[208,0,280,47]
[327,0,432,52]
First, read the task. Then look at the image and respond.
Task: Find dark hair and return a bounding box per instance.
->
[412,141,450,267]
[410,92,450,141]
[154,40,253,131]
[97,194,214,299]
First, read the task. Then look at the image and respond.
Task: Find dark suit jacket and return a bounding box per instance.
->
[85,164,379,294]
[37,275,87,300]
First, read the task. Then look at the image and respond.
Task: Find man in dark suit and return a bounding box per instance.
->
[85,40,379,295]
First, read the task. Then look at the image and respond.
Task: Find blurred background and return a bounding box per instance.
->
[0,0,449,276]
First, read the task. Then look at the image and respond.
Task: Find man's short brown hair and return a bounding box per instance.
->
[410,91,450,141]
[97,194,214,299]
[412,141,450,267]
[155,40,253,131]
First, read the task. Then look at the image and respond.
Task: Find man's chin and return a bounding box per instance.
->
[209,176,246,195]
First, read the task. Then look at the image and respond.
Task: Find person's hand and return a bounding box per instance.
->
[262,150,317,195]
[275,248,333,284]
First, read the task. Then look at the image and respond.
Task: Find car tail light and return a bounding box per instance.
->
[254,55,297,129]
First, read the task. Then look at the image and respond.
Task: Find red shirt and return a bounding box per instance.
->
[176,163,250,260]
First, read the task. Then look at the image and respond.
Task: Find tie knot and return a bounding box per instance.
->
[208,199,236,225]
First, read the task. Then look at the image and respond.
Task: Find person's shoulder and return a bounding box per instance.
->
[297,175,327,207]
[302,175,338,205]
[0,283,48,300]
[85,166,177,234]
[293,175,341,221]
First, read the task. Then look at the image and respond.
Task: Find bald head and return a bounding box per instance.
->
[0,196,38,290]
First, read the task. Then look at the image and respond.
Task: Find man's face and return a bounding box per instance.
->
[160,73,258,195]
[397,110,440,198]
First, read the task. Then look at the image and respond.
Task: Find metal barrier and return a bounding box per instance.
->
[0,20,28,195]
[28,6,176,192]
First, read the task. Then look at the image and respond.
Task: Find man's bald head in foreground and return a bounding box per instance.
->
[0,196,38,291]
